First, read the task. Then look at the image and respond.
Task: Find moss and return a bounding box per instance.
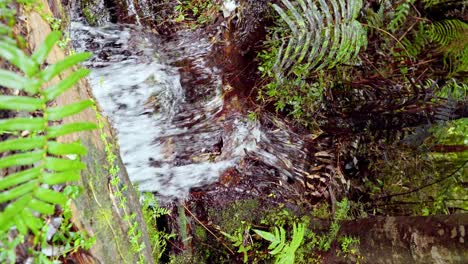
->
[82,6,97,25]
[207,199,260,235]
[194,225,207,241]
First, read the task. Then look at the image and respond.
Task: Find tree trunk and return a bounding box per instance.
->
[23,1,154,263]
[324,214,468,264]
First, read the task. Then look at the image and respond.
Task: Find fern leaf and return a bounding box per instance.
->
[0,69,40,93]
[0,168,41,190]
[0,137,46,152]
[0,95,44,111]
[44,157,85,171]
[253,228,277,242]
[42,171,81,185]
[43,68,91,100]
[0,42,38,76]
[0,151,45,169]
[0,31,94,236]
[39,52,92,82]
[0,181,38,203]
[47,141,87,155]
[0,117,46,131]
[47,122,97,138]
[387,0,415,33]
[270,0,366,79]
[46,99,94,120]
[34,187,68,206]
[28,198,55,214]
[0,195,32,232]
[31,31,61,65]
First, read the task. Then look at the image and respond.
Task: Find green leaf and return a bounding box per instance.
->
[0,42,38,76]
[253,229,277,242]
[21,209,43,235]
[0,136,46,152]
[0,168,41,191]
[0,95,44,111]
[31,31,61,65]
[0,194,32,230]
[0,117,46,131]
[47,141,87,156]
[28,198,55,215]
[44,157,85,171]
[13,214,28,235]
[46,99,94,121]
[43,68,91,100]
[0,69,40,94]
[0,150,45,169]
[0,180,38,203]
[43,171,80,185]
[34,187,67,206]
[47,122,97,138]
[39,52,92,82]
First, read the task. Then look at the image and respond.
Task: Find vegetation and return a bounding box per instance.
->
[174,0,219,28]
[2,0,467,263]
[0,28,95,264]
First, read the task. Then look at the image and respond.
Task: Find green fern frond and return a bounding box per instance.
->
[270,0,367,79]
[427,19,468,74]
[0,31,95,235]
[402,22,430,57]
[427,19,468,46]
[387,0,415,33]
[254,223,305,264]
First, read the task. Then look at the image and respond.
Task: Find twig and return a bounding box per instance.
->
[181,202,235,255]
[376,159,468,200]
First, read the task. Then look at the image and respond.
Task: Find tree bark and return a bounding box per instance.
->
[323,214,468,264]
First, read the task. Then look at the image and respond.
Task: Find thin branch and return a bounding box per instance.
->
[376,159,468,200]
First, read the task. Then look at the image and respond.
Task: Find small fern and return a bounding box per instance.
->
[427,19,467,46]
[402,22,430,57]
[0,31,95,235]
[427,19,468,74]
[269,0,367,79]
[253,223,305,264]
[387,0,415,33]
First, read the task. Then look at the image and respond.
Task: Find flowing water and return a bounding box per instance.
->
[71,21,311,199]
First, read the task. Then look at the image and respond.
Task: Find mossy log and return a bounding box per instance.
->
[325,214,468,263]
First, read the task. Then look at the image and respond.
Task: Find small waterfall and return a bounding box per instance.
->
[71,22,310,199]
[126,0,141,25]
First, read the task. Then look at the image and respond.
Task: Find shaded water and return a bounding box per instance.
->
[71,21,310,199]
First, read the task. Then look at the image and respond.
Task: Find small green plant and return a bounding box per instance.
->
[174,0,218,28]
[338,235,359,254]
[318,199,350,251]
[253,223,305,264]
[141,192,175,261]
[387,0,415,33]
[93,107,148,263]
[221,222,253,263]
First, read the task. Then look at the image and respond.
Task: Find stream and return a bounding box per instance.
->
[71,21,311,200]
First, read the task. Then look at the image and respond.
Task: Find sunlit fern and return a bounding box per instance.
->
[270,0,367,80]
[0,31,95,235]
[253,223,305,264]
